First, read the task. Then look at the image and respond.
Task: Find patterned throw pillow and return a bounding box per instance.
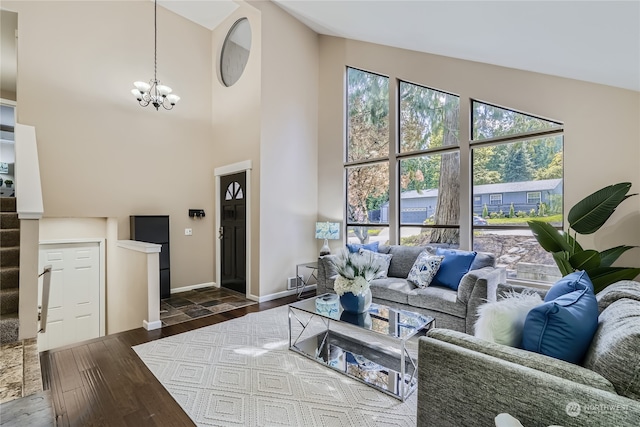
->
[358,249,393,278]
[407,251,444,288]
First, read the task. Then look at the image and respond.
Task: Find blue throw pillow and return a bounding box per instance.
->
[544,270,594,302]
[431,248,477,291]
[522,281,599,364]
[346,241,379,254]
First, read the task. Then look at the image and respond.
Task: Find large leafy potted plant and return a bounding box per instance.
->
[528,182,640,292]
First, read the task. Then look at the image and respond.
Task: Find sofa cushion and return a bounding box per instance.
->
[407,251,444,288]
[386,245,432,279]
[369,278,414,304]
[583,298,640,400]
[427,328,617,393]
[408,286,467,318]
[431,248,477,290]
[522,278,599,364]
[470,251,495,270]
[346,241,379,253]
[596,280,640,313]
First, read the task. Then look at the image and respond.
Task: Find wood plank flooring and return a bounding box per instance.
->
[38,291,313,427]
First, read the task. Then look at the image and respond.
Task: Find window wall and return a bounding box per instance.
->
[345,66,565,282]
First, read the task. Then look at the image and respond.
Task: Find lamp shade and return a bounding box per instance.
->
[315,222,340,240]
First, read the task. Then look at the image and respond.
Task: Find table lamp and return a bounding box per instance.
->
[315,222,340,256]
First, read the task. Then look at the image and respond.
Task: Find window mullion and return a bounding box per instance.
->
[388,76,399,245]
[458,97,472,250]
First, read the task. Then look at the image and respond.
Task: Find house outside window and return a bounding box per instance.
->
[471,100,564,282]
[527,192,542,205]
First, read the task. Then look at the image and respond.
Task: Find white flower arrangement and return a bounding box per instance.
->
[332,248,386,296]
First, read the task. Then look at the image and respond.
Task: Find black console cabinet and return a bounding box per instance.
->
[130,215,170,299]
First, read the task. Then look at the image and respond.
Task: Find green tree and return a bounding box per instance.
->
[503,142,534,182]
[346,69,389,242]
[536,151,563,180]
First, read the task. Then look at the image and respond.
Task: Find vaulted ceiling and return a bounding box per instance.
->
[161,0,640,92]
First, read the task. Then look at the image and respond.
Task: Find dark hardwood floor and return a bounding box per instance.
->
[39,291,314,427]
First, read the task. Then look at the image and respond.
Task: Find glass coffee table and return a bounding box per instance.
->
[288,293,435,401]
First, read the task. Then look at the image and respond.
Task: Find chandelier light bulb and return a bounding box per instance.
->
[156,85,172,97]
[166,94,180,105]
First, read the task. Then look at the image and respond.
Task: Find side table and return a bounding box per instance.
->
[295,261,318,298]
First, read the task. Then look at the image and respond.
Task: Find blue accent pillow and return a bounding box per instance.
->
[522,278,599,364]
[544,270,594,302]
[431,248,477,291]
[346,241,379,254]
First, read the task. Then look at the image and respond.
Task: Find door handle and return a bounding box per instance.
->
[218,227,224,240]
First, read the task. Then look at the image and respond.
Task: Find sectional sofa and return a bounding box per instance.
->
[316,244,506,334]
[417,280,640,426]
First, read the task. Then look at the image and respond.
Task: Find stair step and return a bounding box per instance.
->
[0,267,19,290]
[0,288,19,316]
[0,247,20,268]
[0,312,19,345]
[0,197,16,212]
[1,229,20,247]
[1,212,19,230]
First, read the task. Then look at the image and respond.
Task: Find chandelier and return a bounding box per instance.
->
[131,0,180,110]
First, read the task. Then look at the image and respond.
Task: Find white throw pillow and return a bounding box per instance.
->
[475,291,542,347]
[407,251,444,288]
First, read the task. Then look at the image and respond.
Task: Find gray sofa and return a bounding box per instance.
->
[417,280,640,426]
[317,244,506,334]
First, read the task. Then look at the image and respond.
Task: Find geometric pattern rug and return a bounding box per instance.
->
[133,305,418,426]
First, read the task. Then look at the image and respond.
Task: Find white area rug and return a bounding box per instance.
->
[133,305,418,426]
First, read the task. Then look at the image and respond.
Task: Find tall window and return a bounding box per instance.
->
[343,70,565,283]
[471,101,563,282]
[398,81,460,246]
[345,68,389,244]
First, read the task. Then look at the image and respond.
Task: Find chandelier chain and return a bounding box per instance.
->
[154,0,157,82]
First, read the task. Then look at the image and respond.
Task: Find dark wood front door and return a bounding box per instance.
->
[220,172,246,294]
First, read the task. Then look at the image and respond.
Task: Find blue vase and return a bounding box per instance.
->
[339,290,372,314]
[340,311,372,328]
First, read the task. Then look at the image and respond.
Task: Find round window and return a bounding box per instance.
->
[220,18,252,87]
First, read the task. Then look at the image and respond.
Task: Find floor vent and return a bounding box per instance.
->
[287,277,302,290]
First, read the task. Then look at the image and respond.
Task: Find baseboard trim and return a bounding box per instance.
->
[143,320,162,331]
[170,282,217,294]
[251,285,317,303]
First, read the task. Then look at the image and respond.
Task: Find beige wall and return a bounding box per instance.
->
[250,0,319,296]
[7,1,215,290]
[212,2,319,297]
[318,37,640,268]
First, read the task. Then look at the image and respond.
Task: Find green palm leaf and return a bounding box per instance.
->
[587,267,640,293]
[552,251,574,276]
[568,250,600,271]
[599,245,638,268]
[568,183,635,235]
[527,221,571,253]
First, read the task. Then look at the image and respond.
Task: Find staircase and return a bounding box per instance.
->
[1,197,20,345]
